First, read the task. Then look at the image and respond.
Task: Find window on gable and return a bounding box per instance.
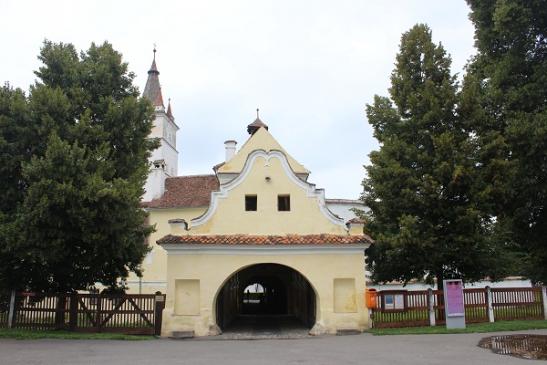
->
[278,195,290,211]
[245,195,257,211]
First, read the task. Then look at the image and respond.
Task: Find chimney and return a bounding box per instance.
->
[224,140,237,162]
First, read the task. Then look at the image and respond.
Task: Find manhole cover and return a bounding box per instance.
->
[479,334,547,360]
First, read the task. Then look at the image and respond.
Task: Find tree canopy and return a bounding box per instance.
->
[0,41,158,292]
[462,0,547,284]
[362,24,508,289]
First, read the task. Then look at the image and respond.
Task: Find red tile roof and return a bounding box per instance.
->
[157,234,373,246]
[143,175,219,209]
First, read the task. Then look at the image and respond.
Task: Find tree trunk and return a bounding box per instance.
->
[54,294,67,330]
[436,271,446,322]
[436,271,444,291]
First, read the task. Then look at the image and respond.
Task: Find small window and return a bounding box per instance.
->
[245,195,257,211]
[278,195,290,211]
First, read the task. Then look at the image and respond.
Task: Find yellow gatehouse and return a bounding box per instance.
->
[136,51,371,337]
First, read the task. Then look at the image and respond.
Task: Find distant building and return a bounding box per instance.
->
[368,277,532,291]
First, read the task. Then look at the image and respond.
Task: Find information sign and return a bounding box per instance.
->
[445,280,464,317]
[443,279,466,329]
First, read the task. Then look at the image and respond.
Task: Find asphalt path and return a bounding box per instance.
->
[1,330,546,365]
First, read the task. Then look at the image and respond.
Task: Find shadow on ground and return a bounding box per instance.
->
[209,315,313,340]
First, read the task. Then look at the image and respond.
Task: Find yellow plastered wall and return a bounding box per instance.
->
[191,155,347,235]
[126,151,348,294]
[333,278,357,313]
[349,223,365,236]
[161,251,368,337]
[126,207,206,294]
[175,279,200,315]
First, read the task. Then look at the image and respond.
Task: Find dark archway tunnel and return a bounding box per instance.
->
[216,263,316,332]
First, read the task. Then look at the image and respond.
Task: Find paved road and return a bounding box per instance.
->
[1,330,546,365]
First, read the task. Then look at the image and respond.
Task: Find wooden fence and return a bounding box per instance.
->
[371,286,546,328]
[492,288,545,321]
[0,291,9,328]
[463,288,489,323]
[1,292,166,335]
[371,290,430,328]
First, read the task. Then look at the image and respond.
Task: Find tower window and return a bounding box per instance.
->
[278,195,290,211]
[245,195,257,211]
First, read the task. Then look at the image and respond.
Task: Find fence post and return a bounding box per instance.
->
[69,293,78,331]
[486,286,495,323]
[542,286,547,320]
[7,290,16,329]
[154,293,166,336]
[428,288,436,327]
[96,294,102,332]
[54,294,67,330]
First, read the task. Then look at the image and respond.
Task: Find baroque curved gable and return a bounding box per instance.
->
[188,149,347,235]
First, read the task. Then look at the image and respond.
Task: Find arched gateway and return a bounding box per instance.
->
[216,263,316,331]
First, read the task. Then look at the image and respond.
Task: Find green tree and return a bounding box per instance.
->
[0,41,158,292]
[362,24,507,289]
[0,84,35,292]
[462,1,547,284]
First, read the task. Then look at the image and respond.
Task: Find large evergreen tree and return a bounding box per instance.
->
[462,1,547,284]
[0,84,35,292]
[363,24,507,289]
[0,41,158,292]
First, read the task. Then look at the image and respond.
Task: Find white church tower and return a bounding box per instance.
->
[142,49,179,201]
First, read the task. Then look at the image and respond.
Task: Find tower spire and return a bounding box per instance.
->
[143,47,164,107]
[166,98,174,120]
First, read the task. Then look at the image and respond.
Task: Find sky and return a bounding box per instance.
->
[1,0,476,199]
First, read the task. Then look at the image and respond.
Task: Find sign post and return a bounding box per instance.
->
[443,279,466,329]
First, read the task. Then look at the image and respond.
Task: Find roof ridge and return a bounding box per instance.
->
[157,233,373,246]
[166,174,216,179]
[178,233,355,237]
[325,199,363,204]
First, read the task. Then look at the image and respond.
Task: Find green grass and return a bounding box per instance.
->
[370,320,547,336]
[0,328,156,340]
